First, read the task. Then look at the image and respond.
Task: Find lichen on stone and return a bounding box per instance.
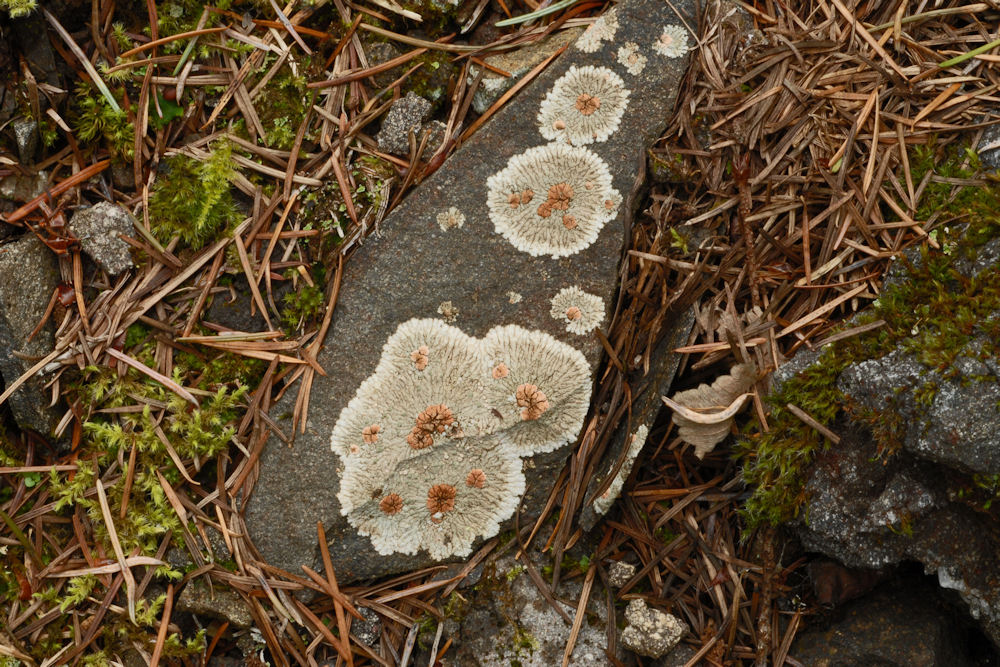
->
[538,66,630,145]
[486,143,621,258]
[331,318,592,558]
[550,286,606,335]
[593,425,649,515]
[617,42,647,75]
[437,206,465,231]
[653,25,690,59]
[575,8,619,53]
[622,599,686,658]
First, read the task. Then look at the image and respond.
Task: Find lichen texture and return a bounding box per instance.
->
[593,425,649,515]
[549,286,606,335]
[537,66,630,145]
[437,206,465,231]
[486,143,621,258]
[331,318,592,559]
[617,43,647,75]
[653,25,690,59]
[575,8,619,53]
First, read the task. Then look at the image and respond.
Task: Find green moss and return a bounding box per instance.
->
[739,145,1000,528]
[149,140,241,249]
[1,0,36,17]
[72,83,135,160]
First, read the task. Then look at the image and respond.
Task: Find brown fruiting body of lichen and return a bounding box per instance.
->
[562,215,578,230]
[411,345,429,370]
[407,404,455,449]
[548,183,574,210]
[520,189,534,204]
[427,484,457,515]
[362,424,381,444]
[380,493,403,515]
[466,469,487,488]
[553,120,567,130]
[492,363,509,379]
[516,383,551,421]
[575,93,601,115]
[566,306,583,320]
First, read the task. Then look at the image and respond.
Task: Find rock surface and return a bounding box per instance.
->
[444,554,616,666]
[786,235,1000,647]
[69,202,136,275]
[790,577,981,666]
[621,599,686,659]
[0,235,62,436]
[470,28,584,114]
[375,92,437,156]
[175,580,253,629]
[245,0,696,582]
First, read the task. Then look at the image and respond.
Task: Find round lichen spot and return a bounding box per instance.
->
[516,383,551,421]
[362,424,381,444]
[380,493,403,515]
[550,286,606,335]
[486,143,621,258]
[617,42,647,75]
[427,483,457,517]
[411,345,429,370]
[538,65,629,145]
[492,362,509,379]
[437,206,465,231]
[466,469,487,488]
[654,25,690,59]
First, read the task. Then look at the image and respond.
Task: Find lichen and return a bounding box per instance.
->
[486,143,621,258]
[331,318,591,558]
[593,425,649,515]
[653,25,690,59]
[437,206,465,231]
[617,43,647,75]
[575,8,619,53]
[549,286,606,335]
[538,66,630,145]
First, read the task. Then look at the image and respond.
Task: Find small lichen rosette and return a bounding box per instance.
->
[550,286,606,335]
[654,25,690,59]
[538,66,630,145]
[486,143,621,258]
[331,318,591,559]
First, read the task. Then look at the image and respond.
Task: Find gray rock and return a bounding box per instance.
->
[175,580,254,628]
[12,118,38,165]
[352,606,381,647]
[838,345,1000,474]
[446,554,616,666]
[0,171,47,203]
[979,122,1000,170]
[790,578,976,667]
[376,92,433,155]
[470,28,584,115]
[0,235,61,436]
[793,413,1000,645]
[607,560,636,588]
[245,0,696,583]
[621,599,686,659]
[68,202,136,275]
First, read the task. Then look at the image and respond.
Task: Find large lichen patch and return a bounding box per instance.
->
[331,318,592,559]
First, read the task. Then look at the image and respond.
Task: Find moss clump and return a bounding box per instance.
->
[149,140,241,249]
[1,0,36,17]
[72,83,135,160]
[739,145,1000,528]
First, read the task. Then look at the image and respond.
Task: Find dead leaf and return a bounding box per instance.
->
[662,363,756,458]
